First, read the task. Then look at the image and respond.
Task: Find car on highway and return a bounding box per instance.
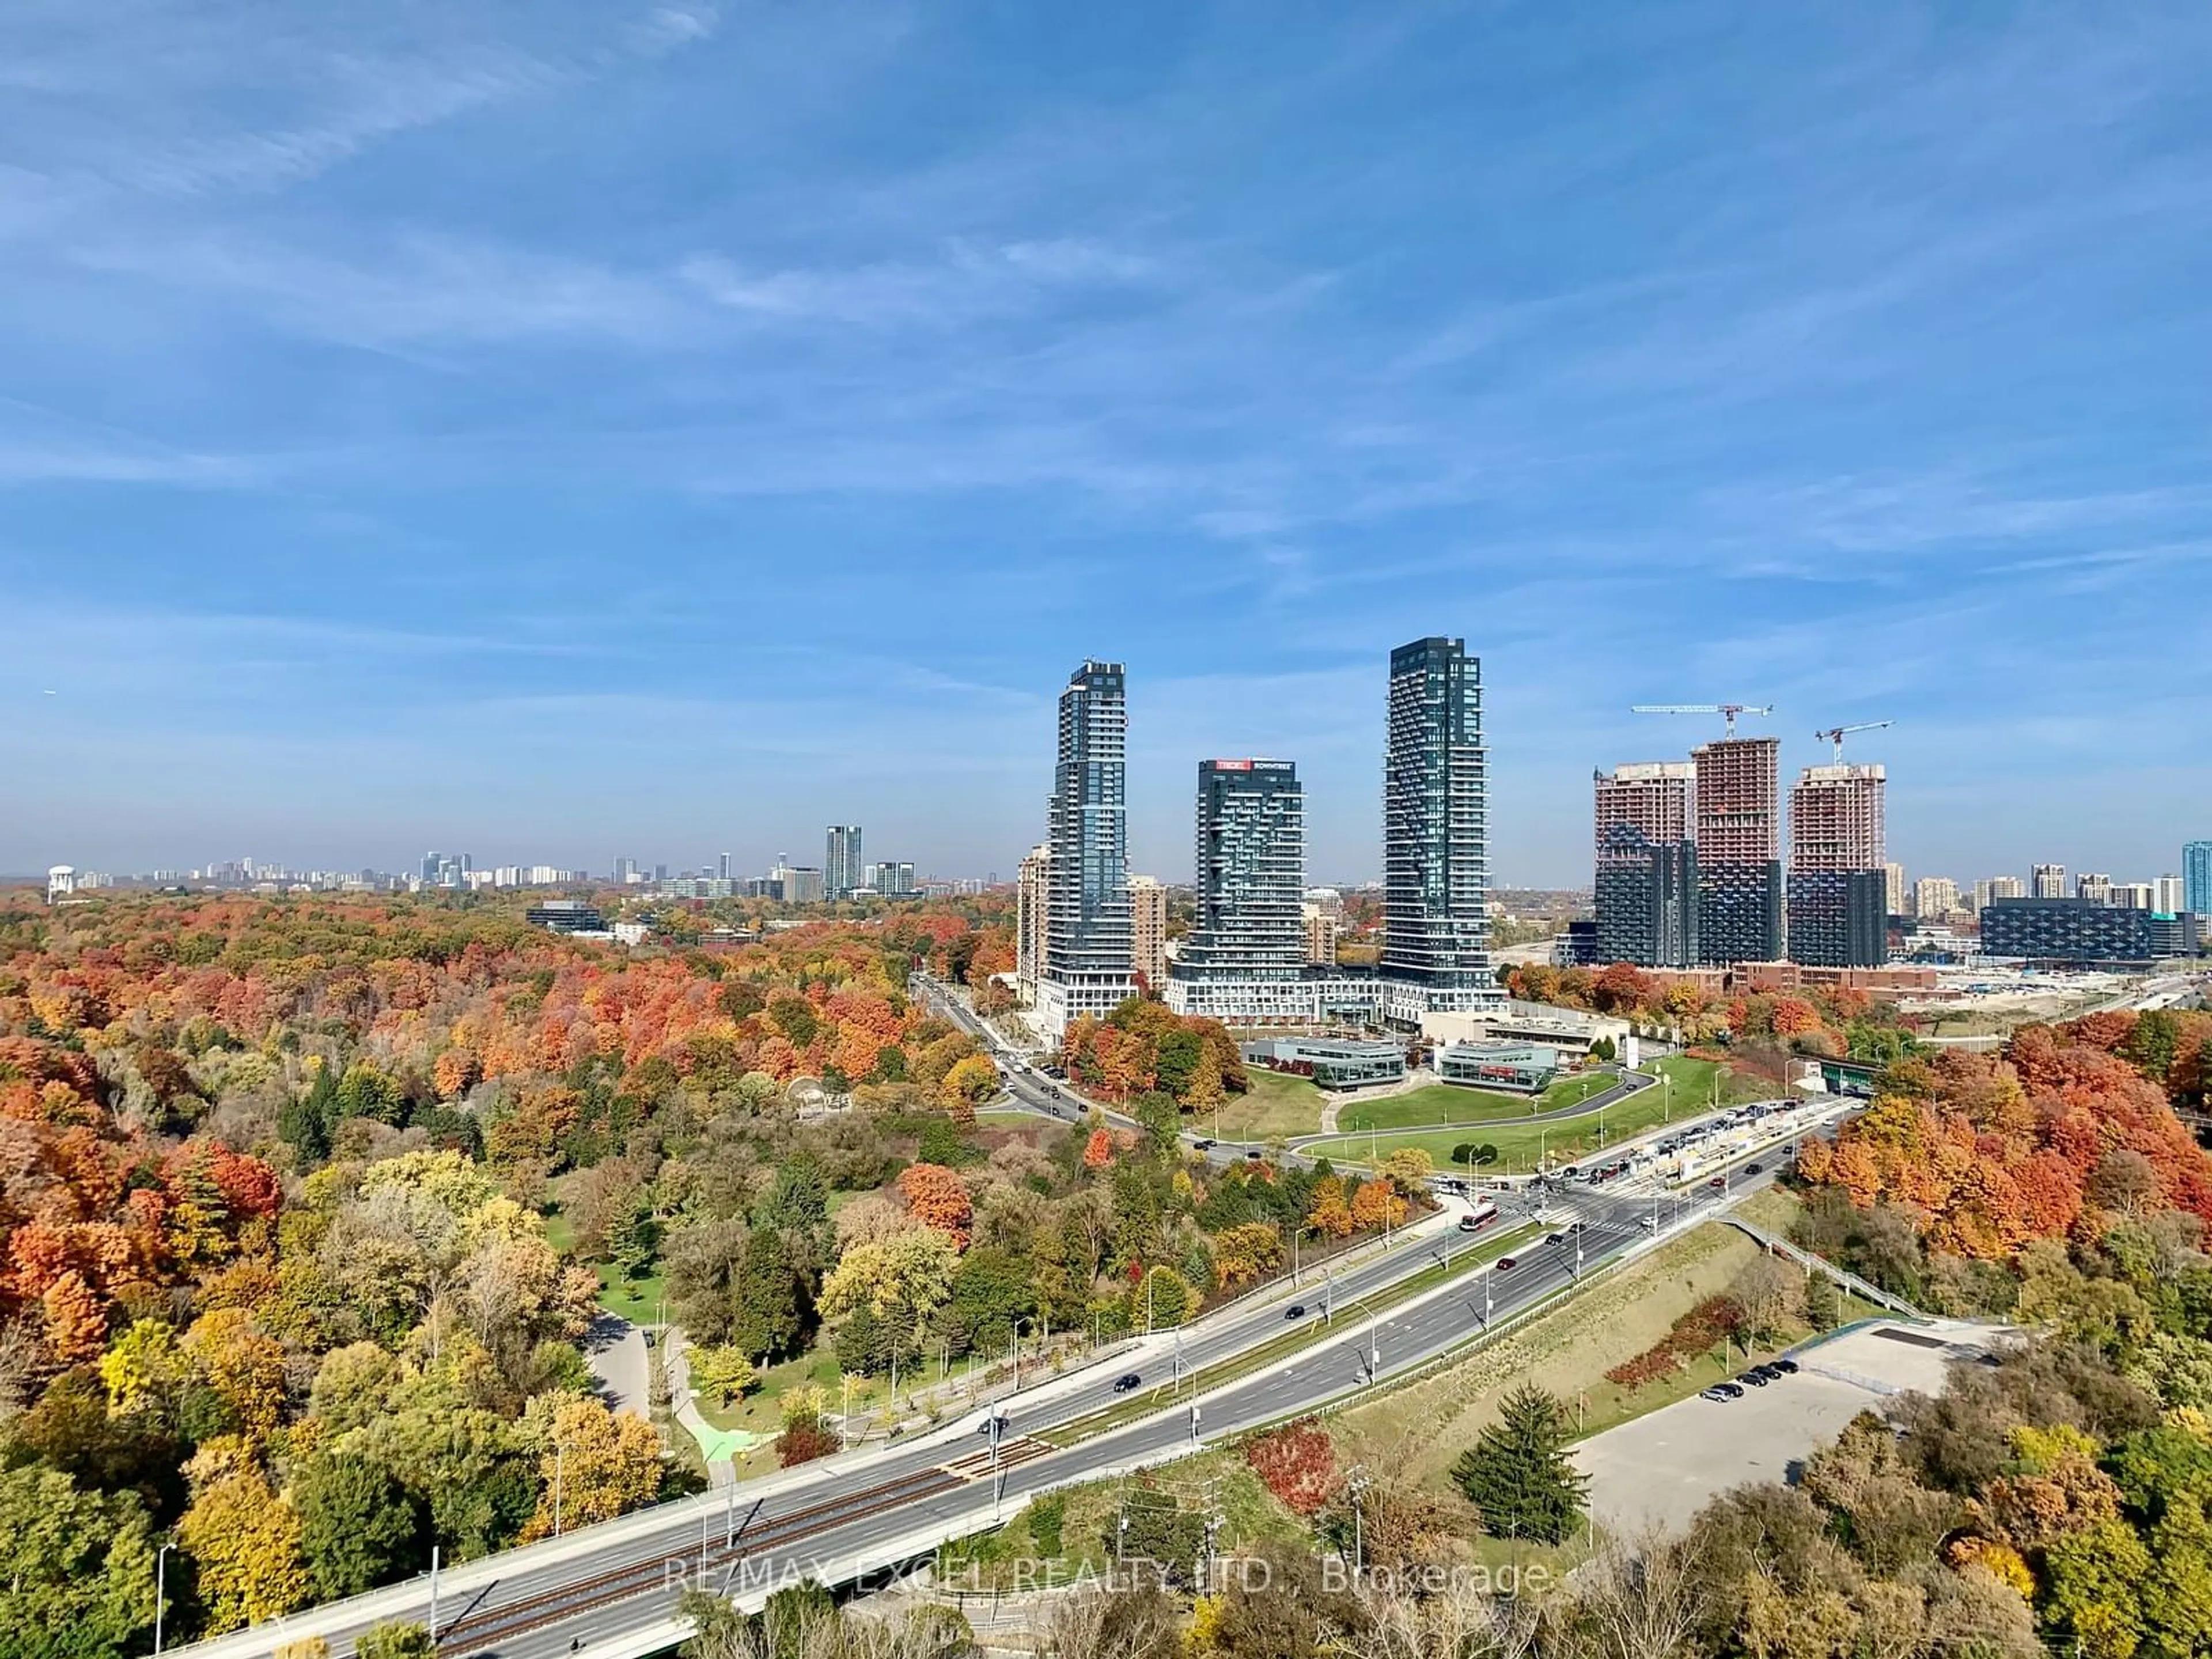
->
[1544,1233,1566,1248]
[1246,1149,1263,1161]
[1495,1256,1519,1272]
[1708,1176,1726,1189]
[1285,1303,1306,1320]
[1702,1381,1745,1401]
[1192,1138,1215,1151]
[1112,1373,1142,1393]
[1744,1162,1764,1176]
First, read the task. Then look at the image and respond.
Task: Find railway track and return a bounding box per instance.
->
[428,1463,967,1656]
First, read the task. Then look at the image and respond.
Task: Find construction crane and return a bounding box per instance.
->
[1630,703,1775,740]
[1814,719,1894,763]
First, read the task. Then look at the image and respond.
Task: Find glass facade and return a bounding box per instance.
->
[1380,637,1497,1012]
[824,826,863,899]
[1786,870,1888,968]
[1594,825,1698,967]
[2188,842,2212,918]
[1039,660,1137,1028]
[1980,897,2201,963]
[1172,759,1305,988]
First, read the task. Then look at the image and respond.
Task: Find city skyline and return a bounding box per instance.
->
[2,6,2207,884]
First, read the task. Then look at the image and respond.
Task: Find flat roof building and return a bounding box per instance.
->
[1242,1036,1407,1090]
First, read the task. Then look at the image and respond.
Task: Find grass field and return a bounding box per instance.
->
[1209,1066,1330,1141]
[1305,1056,1764,1173]
[1336,1070,1614,1133]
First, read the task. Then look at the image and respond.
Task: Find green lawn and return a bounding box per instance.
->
[1336,1070,1614,1134]
[1306,1057,1766,1174]
[1208,1067,1330,1141]
[594,1262,668,1322]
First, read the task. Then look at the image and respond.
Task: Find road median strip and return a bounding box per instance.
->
[1031,1221,1540,1447]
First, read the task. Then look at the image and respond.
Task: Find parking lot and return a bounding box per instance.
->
[1574,1319,2007,1532]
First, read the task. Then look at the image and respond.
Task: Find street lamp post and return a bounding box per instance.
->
[554,1442,567,1539]
[153,1542,175,1658]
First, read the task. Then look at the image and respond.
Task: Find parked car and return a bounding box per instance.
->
[1741,1371,1771,1387]
[1771,1358,1800,1374]
[1703,1381,1745,1401]
[1112,1373,1142,1393]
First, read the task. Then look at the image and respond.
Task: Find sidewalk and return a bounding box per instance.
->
[661,1329,768,1486]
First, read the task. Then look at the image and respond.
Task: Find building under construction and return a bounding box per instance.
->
[1592,762,1698,967]
[1692,736,1783,966]
[1787,763,1888,968]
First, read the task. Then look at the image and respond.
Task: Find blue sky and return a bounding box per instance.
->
[2,2,2207,887]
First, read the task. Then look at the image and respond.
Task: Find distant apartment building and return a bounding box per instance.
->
[2031,863,2067,899]
[1978,875,2026,911]
[2077,872,2113,906]
[825,827,864,899]
[1692,736,1783,965]
[2185,843,2212,916]
[421,851,472,889]
[718,852,731,881]
[1884,862,1907,916]
[1165,759,1308,1021]
[2156,874,2187,914]
[865,861,916,898]
[1035,661,1138,1037]
[1592,762,1698,967]
[1302,904,1339,966]
[1015,843,1054,1003]
[2112,882,2157,911]
[1914,877,1961,919]
[1128,874,1170,992]
[1380,637,1498,1016]
[1982,897,2201,963]
[1787,762,1887,968]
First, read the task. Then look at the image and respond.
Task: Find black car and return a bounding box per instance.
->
[1744,1162,1764,1176]
[1285,1303,1306,1320]
[1741,1370,1771,1388]
[1192,1138,1215,1151]
[1112,1373,1142,1393]
[1771,1358,1800,1374]
[1246,1149,1263,1161]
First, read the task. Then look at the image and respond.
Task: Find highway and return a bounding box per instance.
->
[173,986,1813,1659]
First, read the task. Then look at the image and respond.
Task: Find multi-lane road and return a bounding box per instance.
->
[174,990,1804,1659]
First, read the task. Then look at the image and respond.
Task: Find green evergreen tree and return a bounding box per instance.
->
[729,1228,805,1362]
[1805,1271,1843,1331]
[1449,1384,1588,1544]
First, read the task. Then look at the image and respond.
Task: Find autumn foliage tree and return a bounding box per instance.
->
[1244,1418,1339,1516]
[896,1163,974,1247]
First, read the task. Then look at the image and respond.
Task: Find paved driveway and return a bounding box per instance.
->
[584,1311,650,1420]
